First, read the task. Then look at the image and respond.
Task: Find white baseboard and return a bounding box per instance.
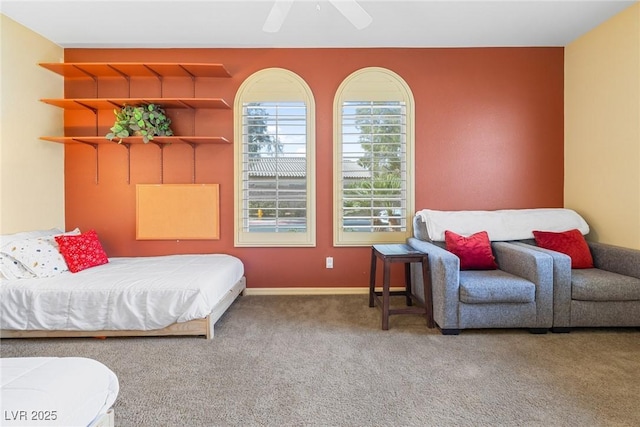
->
[243,287,405,296]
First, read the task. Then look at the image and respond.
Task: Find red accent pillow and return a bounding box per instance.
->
[532,229,593,269]
[55,229,109,273]
[444,230,498,270]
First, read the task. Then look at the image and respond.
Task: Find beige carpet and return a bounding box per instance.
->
[2,294,639,426]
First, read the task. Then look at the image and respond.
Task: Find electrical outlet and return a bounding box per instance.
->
[326,257,333,269]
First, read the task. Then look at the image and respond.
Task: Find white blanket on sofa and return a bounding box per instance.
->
[416,208,589,242]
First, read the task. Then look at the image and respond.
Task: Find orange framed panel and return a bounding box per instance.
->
[136,184,220,240]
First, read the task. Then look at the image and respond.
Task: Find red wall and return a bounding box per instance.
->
[63,48,564,289]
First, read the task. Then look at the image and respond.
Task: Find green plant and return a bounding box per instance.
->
[106,103,173,143]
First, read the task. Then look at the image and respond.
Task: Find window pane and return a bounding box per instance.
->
[341,101,407,233]
[241,102,308,233]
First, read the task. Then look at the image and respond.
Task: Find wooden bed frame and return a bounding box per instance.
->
[92,409,115,427]
[0,277,245,340]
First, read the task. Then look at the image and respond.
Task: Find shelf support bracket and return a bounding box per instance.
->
[108,65,131,97]
[71,65,99,97]
[73,139,100,184]
[152,142,168,183]
[185,141,197,183]
[119,143,132,184]
[178,64,197,97]
[73,101,100,135]
[144,65,164,97]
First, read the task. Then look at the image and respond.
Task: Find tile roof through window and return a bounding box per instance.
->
[248,157,370,179]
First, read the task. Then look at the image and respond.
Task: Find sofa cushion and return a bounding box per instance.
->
[445,230,498,270]
[571,268,640,302]
[533,228,593,269]
[459,270,536,304]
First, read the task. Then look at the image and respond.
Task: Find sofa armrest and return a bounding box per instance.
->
[511,241,572,328]
[493,242,551,284]
[589,242,640,279]
[412,215,431,241]
[493,242,554,327]
[406,237,460,329]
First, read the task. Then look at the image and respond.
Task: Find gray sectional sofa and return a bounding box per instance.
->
[514,239,640,330]
[407,231,553,334]
[408,208,640,334]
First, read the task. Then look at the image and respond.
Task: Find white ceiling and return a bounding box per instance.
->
[1,0,636,48]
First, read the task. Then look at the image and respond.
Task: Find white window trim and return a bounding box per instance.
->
[234,68,316,247]
[333,67,415,247]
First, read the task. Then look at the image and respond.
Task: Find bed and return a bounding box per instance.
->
[0,357,119,427]
[0,229,246,339]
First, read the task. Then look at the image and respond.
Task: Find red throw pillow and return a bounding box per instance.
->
[444,230,498,270]
[55,229,109,273]
[532,229,593,269]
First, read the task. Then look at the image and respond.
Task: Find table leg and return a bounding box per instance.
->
[404,262,413,306]
[369,249,376,308]
[421,257,435,328]
[382,260,391,330]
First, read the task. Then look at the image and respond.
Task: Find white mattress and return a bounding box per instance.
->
[0,357,119,427]
[0,254,244,332]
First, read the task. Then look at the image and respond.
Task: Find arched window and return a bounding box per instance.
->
[234,68,316,247]
[333,67,415,246]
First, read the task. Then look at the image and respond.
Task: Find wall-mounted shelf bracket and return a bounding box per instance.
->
[118,142,132,184]
[152,141,170,183]
[72,139,100,184]
[143,64,164,97]
[185,142,198,183]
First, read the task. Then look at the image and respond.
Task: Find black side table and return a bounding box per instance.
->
[369,244,434,330]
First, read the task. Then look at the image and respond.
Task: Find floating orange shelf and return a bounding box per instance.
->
[40,136,230,145]
[40,98,231,110]
[39,62,231,78]
[39,61,233,183]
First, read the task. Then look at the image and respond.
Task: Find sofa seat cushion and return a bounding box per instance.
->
[459,270,536,304]
[571,268,640,302]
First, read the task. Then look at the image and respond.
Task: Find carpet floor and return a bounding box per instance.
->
[1,294,639,426]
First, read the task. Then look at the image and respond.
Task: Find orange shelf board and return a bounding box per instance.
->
[39,63,121,78]
[162,98,231,109]
[40,98,230,110]
[131,98,230,109]
[40,99,122,109]
[40,62,231,78]
[151,136,231,144]
[180,63,231,78]
[40,136,230,145]
[40,137,108,145]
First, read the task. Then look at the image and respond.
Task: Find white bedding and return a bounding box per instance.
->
[0,357,119,427]
[0,254,244,332]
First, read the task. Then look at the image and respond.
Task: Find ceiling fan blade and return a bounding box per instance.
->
[329,0,373,30]
[263,0,294,33]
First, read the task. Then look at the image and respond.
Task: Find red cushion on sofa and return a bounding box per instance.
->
[533,229,593,269]
[55,229,109,273]
[444,230,498,270]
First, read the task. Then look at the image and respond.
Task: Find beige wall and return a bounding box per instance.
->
[0,15,65,234]
[565,3,640,249]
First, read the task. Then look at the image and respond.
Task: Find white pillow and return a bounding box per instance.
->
[0,253,36,280]
[0,228,80,279]
[0,229,63,279]
[0,228,63,249]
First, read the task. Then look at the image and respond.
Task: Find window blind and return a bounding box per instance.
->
[340,100,407,233]
[241,101,308,233]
